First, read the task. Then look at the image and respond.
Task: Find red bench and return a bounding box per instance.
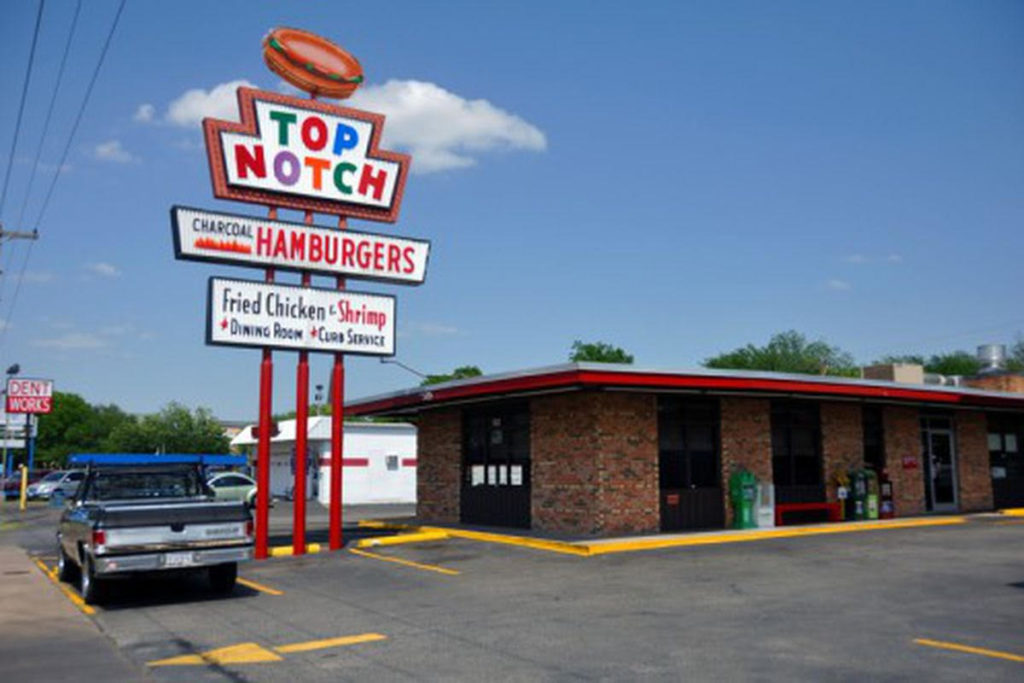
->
[775,502,842,526]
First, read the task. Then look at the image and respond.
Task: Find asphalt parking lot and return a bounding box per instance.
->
[1,504,1023,681]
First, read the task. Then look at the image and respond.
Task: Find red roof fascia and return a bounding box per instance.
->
[346,368,1024,415]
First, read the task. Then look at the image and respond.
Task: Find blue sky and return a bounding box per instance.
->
[0,0,1022,419]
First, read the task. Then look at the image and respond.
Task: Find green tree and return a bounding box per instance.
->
[569,340,634,364]
[34,392,132,466]
[421,365,483,387]
[704,330,858,377]
[105,403,229,454]
[923,351,982,377]
[876,354,926,366]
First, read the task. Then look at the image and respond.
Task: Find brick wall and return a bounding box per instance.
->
[416,407,461,523]
[531,392,658,535]
[720,398,772,527]
[821,402,864,503]
[956,411,993,512]
[592,393,659,535]
[882,406,925,516]
[531,393,602,534]
[963,374,1024,394]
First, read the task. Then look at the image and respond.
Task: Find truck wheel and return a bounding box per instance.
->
[57,541,78,583]
[80,554,103,605]
[209,562,237,594]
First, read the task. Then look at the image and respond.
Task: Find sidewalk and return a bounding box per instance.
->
[0,544,142,682]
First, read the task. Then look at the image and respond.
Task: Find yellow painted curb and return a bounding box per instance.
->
[581,517,967,555]
[31,557,96,616]
[268,543,322,557]
[998,508,1024,517]
[361,516,968,557]
[356,531,449,548]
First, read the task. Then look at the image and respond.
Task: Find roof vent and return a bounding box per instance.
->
[977,344,1006,374]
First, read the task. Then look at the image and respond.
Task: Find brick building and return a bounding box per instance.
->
[347,364,1024,536]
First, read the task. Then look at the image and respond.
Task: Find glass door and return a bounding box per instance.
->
[922,421,958,512]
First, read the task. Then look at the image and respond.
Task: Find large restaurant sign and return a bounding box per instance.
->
[207,277,395,355]
[172,206,430,284]
[204,88,409,223]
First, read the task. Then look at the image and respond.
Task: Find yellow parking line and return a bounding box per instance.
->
[348,547,460,576]
[274,633,386,653]
[31,557,95,616]
[356,530,449,548]
[237,577,284,595]
[914,638,1024,663]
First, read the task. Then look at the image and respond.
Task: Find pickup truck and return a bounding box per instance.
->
[56,463,253,604]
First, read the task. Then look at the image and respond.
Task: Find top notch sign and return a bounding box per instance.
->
[204,88,410,223]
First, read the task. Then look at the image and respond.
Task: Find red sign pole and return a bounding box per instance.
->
[254,207,277,560]
[329,216,347,550]
[292,210,315,556]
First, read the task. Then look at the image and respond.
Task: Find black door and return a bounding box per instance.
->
[461,404,531,528]
[988,415,1024,509]
[658,397,724,531]
[771,400,825,504]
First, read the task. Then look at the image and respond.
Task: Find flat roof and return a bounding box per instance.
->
[345,362,1024,416]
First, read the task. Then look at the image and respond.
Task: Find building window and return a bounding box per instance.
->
[657,398,720,489]
[463,403,530,487]
[771,400,823,500]
[988,414,1024,480]
[386,455,399,471]
[862,405,885,473]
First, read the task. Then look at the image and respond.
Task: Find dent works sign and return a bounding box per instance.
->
[208,277,395,356]
[203,88,410,223]
[172,206,430,284]
[6,378,54,414]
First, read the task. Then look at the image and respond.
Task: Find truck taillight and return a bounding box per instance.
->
[92,530,106,546]
[245,520,254,538]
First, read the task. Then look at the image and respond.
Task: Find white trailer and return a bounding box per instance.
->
[230,418,416,504]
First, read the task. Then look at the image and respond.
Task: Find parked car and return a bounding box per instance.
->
[27,470,85,500]
[57,463,253,604]
[207,471,260,507]
[2,469,54,500]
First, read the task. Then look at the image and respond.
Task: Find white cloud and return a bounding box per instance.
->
[36,161,71,174]
[93,140,138,163]
[407,322,460,337]
[844,253,904,265]
[133,103,155,123]
[85,262,121,278]
[348,80,547,173]
[33,332,107,350]
[19,271,55,284]
[827,279,852,291]
[164,79,256,127]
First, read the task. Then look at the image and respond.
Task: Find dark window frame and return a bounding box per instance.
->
[657,397,721,490]
[862,405,885,473]
[771,399,823,488]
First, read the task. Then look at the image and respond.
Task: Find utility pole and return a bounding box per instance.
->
[0,223,36,478]
[0,223,39,281]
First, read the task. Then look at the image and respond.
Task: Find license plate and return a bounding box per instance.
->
[164,551,195,567]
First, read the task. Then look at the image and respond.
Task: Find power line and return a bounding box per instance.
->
[15,0,82,234]
[32,0,128,231]
[0,0,127,358]
[0,0,45,220]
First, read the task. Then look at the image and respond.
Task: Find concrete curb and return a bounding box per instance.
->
[359,515,970,557]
